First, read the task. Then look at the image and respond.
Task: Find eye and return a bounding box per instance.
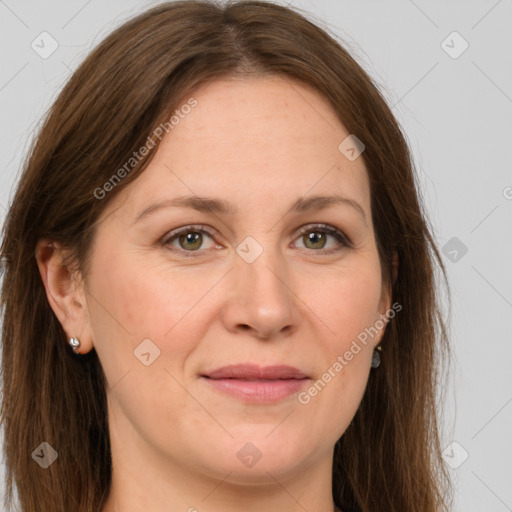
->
[162,225,218,256]
[293,223,351,254]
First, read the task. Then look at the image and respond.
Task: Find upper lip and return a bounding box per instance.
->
[202,364,309,380]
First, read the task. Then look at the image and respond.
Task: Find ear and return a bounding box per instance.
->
[376,249,399,345]
[35,239,94,354]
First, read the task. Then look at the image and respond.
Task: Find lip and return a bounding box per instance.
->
[200,364,310,403]
[203,364,308,380]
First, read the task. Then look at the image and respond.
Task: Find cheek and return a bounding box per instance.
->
[85,253,204,434]
[295,261,382,416]
[316,265,384,351]
[86,249,214,370]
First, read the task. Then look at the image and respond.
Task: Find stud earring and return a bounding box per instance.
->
[371,345,382,368]
[69,337,80,353]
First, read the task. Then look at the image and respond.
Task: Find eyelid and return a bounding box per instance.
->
[161,223,352,256]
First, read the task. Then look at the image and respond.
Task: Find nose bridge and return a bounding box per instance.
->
[235,231,289,299]
[229,231,297,336]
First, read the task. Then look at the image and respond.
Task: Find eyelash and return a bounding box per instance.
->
[161,223,351,258]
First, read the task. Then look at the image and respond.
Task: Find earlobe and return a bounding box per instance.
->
[35,239,93,353]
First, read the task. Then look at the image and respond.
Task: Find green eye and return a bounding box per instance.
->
[176,231,204,251]
[302,231,328,250]
[163,225,216,255]
[294,224,350,253]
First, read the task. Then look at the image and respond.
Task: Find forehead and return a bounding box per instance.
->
[102,76,370,223]
[171,75,354,161]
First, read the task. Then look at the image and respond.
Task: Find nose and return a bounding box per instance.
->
[220,243,300,340]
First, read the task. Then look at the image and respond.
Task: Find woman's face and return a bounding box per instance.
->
[78,76,391,486]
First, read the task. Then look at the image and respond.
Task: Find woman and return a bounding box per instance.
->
[0,1,453,511]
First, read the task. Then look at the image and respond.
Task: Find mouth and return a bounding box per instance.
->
[200,364,310,403]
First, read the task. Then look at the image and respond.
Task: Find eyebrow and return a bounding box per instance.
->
[133,194,367,225]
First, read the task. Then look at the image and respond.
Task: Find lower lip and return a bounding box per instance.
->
[202,377,309,403]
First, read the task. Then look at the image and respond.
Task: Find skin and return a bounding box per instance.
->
[36,75,396,512]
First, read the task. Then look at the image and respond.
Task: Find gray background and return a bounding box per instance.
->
[1,0,511,510]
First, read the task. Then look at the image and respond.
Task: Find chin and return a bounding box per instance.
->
[207,433,313,480]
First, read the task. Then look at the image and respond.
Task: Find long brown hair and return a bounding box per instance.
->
[0,1,453,510]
